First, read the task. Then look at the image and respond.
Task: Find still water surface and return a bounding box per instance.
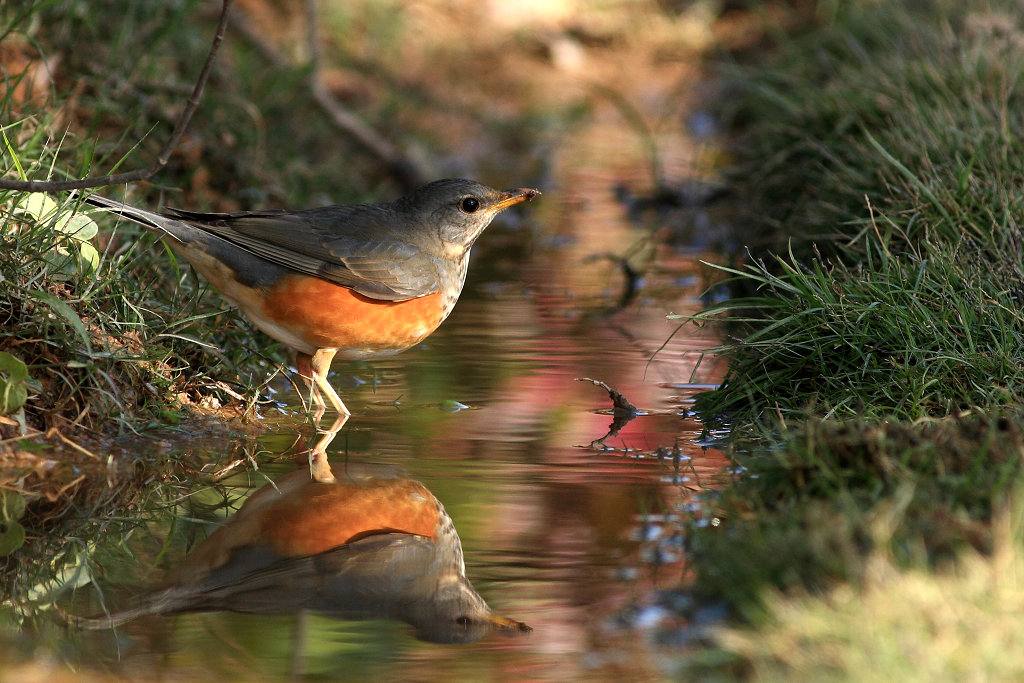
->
[51,211,730,679]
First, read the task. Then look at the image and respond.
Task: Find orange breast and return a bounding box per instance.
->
[261,274,446,358]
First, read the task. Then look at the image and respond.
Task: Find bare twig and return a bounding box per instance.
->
[306,0,321,72]
[233,1,423,190]
[576,377,642,448]
[308,79,423,190]
[0,0,235,192]
[304,0,422,189]
[576,377,640,415]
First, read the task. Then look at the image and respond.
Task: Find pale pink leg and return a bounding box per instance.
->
[295,348,349,483]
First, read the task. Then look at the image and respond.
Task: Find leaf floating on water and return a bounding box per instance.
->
[439,400,469,413]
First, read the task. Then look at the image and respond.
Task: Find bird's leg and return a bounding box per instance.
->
[296,348,348,483]
[308,414,346,483]
[295,352,325,421]
[309,348,349,417]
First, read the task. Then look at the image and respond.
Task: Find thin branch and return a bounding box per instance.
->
[308,78,423,190]
[0,0,235,192]
[306,0,321,73]
[235,0,423,190]
[304,0,422,189]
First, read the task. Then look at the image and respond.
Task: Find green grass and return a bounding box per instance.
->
[678,0,1024,677]
[718,1,1024,259]
[689,232,1024,423]
[0,184,253,433]
[688,409,1024,612]
[695,0,1024,425]
[0,0,310,439]
[708,496,1024,681]
[0,0,302,589]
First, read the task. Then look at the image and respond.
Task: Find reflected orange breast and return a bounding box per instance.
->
[259,478,442,557]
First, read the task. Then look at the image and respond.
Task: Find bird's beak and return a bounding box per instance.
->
[492,188,542,212]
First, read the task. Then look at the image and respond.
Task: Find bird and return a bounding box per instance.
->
[86,180,541,422]
[72,464,532,644]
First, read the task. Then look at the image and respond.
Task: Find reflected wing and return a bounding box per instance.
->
[73,534,438,628]
[199,533,440,615]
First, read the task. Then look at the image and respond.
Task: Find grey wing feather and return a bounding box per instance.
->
[170,206,439,300]
[154,535,427,615]
[88,195,439,300]
[74,534,438,627]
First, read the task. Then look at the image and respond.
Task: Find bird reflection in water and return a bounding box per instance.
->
[75,465,531,644]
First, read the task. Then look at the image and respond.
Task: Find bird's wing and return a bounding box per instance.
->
[165,206,439,300]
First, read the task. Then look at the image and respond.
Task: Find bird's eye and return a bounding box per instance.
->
[456,616,472,626]
[459,197,481,213]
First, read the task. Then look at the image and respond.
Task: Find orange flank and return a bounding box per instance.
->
[262,274,445,357]
[257,477,441,557]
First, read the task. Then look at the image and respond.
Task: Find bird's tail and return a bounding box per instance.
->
[66,586,189,630]
[84,194,183,242]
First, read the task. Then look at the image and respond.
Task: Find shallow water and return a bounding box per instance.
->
[43,210,729,679]
[5,5,735,671]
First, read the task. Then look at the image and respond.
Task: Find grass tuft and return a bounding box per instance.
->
[697,0,1024,424]
[719,0,1024,260]
[710,493,1024,681]
[689,407,1024,611]
[679,1,1024,674]
[689,229,1024,423]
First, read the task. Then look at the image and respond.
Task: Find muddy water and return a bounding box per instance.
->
[50,195,729,678]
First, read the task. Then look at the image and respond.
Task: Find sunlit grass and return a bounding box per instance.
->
[711,496,1024,681]
[697,0,1024,424]
[678,0,1024,675]
[689,231,1024,423]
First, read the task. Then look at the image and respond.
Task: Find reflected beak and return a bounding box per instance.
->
[492,188,542,212]
[488,613,534,633]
